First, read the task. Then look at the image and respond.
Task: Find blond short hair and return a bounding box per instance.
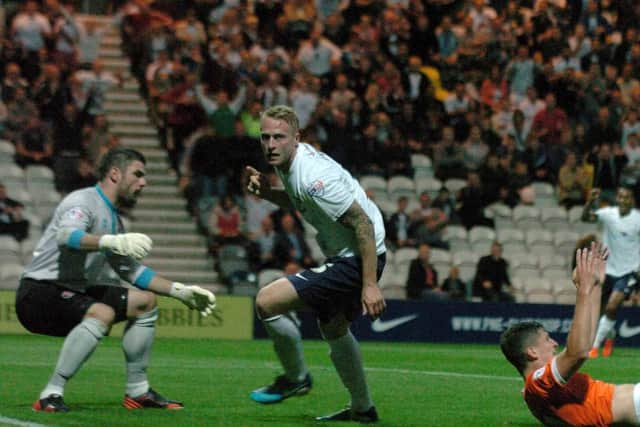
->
[262,105,299,133]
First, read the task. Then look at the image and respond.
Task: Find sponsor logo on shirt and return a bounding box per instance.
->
[60,290,76,299]
[64,207,85,221]
[306,180,325,197]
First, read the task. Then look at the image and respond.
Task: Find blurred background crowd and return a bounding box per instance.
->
[1,0,640,301]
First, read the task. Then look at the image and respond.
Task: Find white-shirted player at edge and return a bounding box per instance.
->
[582,186,640,358]
[246,105,387,422]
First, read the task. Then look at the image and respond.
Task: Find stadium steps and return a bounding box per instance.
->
[95,24,221,290]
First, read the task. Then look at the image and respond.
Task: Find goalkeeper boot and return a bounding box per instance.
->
[602,338,614,357]
[123,388,183,409]
[250,373,312,404]
[32,394,69,413]
[316,406,379,423]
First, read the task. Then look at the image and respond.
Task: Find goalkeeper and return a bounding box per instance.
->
[15,148,216,413]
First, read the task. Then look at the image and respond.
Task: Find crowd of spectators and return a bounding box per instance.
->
[0,0,125,243]
[113,0,640,295]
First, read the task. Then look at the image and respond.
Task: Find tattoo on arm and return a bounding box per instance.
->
[338,202,375,243]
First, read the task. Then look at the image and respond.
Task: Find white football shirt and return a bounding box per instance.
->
[596,206,640,277]
[275,143,386,258]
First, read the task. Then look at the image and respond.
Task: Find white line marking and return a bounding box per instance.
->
[0,415,49,427]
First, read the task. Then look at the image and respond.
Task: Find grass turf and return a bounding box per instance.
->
[1,335,637,427]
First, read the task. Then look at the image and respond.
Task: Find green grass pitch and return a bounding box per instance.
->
[1,335,639,427]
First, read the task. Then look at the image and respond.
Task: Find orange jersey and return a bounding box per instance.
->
[524,357,615,426]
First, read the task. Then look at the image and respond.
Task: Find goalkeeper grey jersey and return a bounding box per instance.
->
[23,185,152,291]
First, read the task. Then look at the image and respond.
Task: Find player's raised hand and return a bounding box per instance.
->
[99,233,152,259]
[362,285,385,320]
[246,166,270,197]
[169,282,216,316]
[593,241,609,285]
[575,242,600,291]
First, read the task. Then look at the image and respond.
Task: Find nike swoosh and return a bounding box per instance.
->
[371,315,418,332]
[295,273,308,281]
[618,320,640,338]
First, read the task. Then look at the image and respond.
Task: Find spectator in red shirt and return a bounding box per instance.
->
[532,92,568,146]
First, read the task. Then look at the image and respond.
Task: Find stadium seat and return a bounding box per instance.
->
[375,196,395,219]
[452,251,479,282]
[526,292,554,304]
[410,154,434,178]
[385,249,395,265]
[567,205,584,223]
[507,253,539,279]
[468,226,495,254]
[443,178,466,195]
[387,175,415,200]
[414,176,442,199]
[0,139,15,165]
[513,205,541,230]
[540,207,569,231]
[7,187,33,208]
[0,262,23,290]
[231,282,258,297]
[433,263,451,283]
[554,292,576,305]
[0,164,26,188]
[359,175,388,200]
[502,241,528,255]
[496,228,525,245]
[217,244,250,282]
[538,253,567,269]
[257,269,284,288]
[550,278,573,295]
[395,263,410,286]
[382,284,406,300]
[535,196,559,208]
[378,264,399,288]
[525,229,554,255]
[553,230,581,259]
[484,202,513,229]
[0,236,21,257]
[531,182,555,199]
[542,266,569,280]
[394,247,418,267]
[430,248,452,264]
[443,225,467,247]
[521,277,552,293]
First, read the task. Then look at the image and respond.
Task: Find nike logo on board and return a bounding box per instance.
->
[371,315,418,332]
[618,320,640,338]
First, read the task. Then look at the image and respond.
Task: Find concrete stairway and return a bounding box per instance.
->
[92,17,224,292]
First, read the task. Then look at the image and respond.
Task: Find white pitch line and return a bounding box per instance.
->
[2,358,521,383]
[0,415,50,427]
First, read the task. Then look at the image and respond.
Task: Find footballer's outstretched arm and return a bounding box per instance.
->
[338,200,385,318]
[556,243,605,380]
[581,188,600,223]
[245,166,294,209]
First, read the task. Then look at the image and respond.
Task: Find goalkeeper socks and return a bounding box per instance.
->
[41,317,108,399]
[327,331,373,413]
[123,308,157,396]
[593,315,616,349]
[263,314,308,382]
